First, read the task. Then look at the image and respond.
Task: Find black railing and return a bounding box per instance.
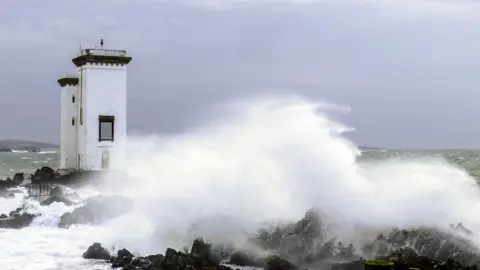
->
[27,184,53,197]
[80,48,127,57]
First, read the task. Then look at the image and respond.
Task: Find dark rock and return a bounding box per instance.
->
[82,243,112,261]
[40,166,54,174]
[112,248,134,268]
[254,208,327,266]
[190,238,219,265]
[59,212,74,226]
[0,214,7,218]
[0,147,12,152]
[0,212,36,229]
[58,195,133,228]
[9,207,23,217]
[229,251,265,267]
[383,247,478,270]
[31,167,56,184]
[369,227,480,266]
[0,175,22,190]
[12,173,24,186]
[40,196,73,206]
[88,240,236,270]
[265,255,298,270]
[50,186,64,197]
[5,177,13,187]
[162,248,181,269]
[252,208,480,269]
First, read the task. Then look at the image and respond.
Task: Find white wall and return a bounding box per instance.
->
[77,69,87,170]
[60,84,78,169]
[76,63,128,171]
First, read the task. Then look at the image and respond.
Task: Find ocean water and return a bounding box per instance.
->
[2,150,480,181]
[2,96,480,269]
[0,151,59,179]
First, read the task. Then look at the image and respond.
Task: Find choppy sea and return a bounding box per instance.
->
[3,98,480,269]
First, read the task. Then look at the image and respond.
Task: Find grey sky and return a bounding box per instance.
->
[1,0,480,148]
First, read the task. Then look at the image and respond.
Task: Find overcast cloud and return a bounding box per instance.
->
[1,0,480,148]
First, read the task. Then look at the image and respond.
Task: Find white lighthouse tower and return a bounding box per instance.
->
[58,40,132,171]
[58,76,79,169]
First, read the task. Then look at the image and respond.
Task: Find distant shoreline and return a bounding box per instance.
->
[0,139,58,153]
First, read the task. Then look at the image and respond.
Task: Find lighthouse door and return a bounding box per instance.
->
[101,150,110,170]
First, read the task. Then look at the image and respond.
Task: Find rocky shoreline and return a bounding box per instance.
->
[81,222,480,270]
[1,167,480,269]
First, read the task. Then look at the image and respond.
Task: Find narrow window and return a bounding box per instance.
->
[80,108,83,125]
[99,115,115,141]
[72,95,75,103]
[71,117,75,126]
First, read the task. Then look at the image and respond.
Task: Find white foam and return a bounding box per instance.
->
[3,95,480,269]
[92,95,480,254]
[0,192,25,215]
[0,226,112,270]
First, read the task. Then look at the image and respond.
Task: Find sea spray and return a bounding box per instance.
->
[23,199,77,227]
[98,95,480,255]
[3,95,480,269]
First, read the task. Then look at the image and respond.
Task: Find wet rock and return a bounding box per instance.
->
[265,255,298,270]
[82,243,112,261]
[190,238,219,265]
[5,177,13,187]
[9,207,23,217]
[112,248,134,268]
[58,195,133,228]
[0,147,12,152]
[229,251,265,267]
[89,239,235,270]
[40,166,54,174]
[12,173,24,186]
[0,212,36,229]
[369,227,480,266]
[40,196,73,206]
[0,175,21,191]
[0,214,7,218]
[254,208,328,265]
[50,186,64,197]
[31,167,56,184]
[383,247,478,270]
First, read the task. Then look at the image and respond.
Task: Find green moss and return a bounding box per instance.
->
[364,260,394,266]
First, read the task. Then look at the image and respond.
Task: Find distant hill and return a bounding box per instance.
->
[0,139,58,152]
[359,146,384,151]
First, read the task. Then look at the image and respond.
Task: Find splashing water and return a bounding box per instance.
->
[2,95,480,269]
[102,95,480,253]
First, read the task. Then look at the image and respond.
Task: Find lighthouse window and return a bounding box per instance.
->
[99,115,115,141]
[72,95,75,103]
[72,117,75,126]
